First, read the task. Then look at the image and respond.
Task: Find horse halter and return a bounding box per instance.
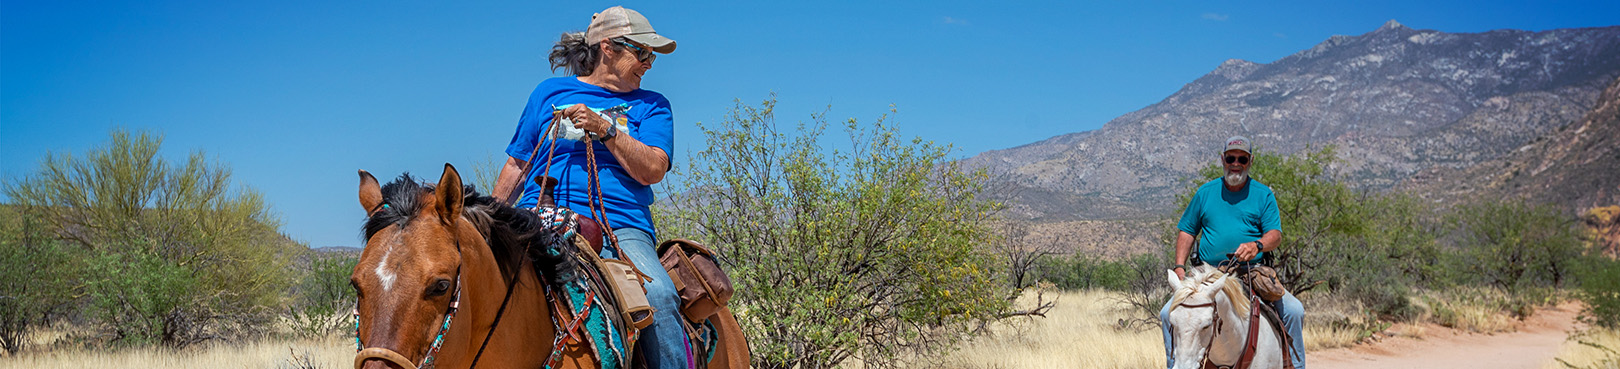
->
[353,224,467,369]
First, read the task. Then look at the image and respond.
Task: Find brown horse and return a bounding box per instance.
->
[351,164,750,369]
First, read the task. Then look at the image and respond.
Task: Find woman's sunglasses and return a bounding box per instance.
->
[1225,155,1250,165]
[613,39,656,63]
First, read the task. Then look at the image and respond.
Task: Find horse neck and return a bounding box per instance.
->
[438,221,557,368]
[1207,291,1250,364]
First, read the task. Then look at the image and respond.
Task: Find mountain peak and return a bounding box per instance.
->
[1211,59,1260,79]
[1380,19,1406,31]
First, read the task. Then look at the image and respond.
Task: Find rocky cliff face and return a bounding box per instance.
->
[966,21,1620,221]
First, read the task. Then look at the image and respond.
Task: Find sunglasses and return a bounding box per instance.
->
[613,39,656,63]
[1225,155,1250,165]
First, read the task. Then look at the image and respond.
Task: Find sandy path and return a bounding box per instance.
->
[1311,303,1580,369]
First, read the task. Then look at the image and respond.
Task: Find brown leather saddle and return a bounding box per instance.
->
[1208,266,1297,369]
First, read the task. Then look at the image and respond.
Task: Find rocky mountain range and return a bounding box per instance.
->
[965,20,1620,223]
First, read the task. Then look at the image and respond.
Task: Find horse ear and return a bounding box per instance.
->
[1167,269,1184,290]
[359,170,382,214]
[436,163,464,225]
[1206,275,1231,298]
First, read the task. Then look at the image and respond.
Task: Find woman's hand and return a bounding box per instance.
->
[561,104,613,138]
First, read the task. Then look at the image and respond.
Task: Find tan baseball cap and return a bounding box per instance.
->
[585,6,676,54]
[1224,136,1252,154]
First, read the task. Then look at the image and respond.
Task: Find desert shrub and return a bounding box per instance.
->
[657,97,1016,369]
[289,252,359,338]
[0,210,82,354]
[1,130,300,347]
[1036,252,1136,291]
[1575,254,1620,329]
[1449,200,1585,292]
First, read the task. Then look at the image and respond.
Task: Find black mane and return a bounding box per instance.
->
[362,173,577,288]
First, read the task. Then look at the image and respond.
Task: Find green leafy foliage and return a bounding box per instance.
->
[1450,200,1586,292]
[656,98,1013,369]
[0,208,81,354]
[1036,252,1138,291]
[1,130,300,348]
[1575,255,1620,329]
[289,252,359,338]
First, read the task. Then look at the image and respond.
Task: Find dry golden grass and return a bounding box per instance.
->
[1544,327,1620,369]
[1415,287,1530,334]
[0,335,351,369]
[935,289,1163,369]
[1298,293,1373,351]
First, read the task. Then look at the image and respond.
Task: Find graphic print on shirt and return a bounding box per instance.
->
[550,103,632,142]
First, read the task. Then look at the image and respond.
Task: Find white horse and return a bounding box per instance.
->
[1165,265,1289,369]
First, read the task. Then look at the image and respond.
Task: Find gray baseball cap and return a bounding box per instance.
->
[585,6,676,54]
[1224,136,1252,154]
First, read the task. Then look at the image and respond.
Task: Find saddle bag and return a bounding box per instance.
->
[1242,265,1287,302]
[573,237,657,331]
[658,239,735,323]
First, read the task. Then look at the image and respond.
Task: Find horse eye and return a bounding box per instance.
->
[427,279,452,297]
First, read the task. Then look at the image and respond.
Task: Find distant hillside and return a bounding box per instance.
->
[964,21,1620,222]
[1404,74,1620,210]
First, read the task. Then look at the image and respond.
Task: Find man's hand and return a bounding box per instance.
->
[1173,267,1187,280]
[1233,241,1260,262]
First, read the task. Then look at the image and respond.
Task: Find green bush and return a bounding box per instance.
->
[1,130,299,347]
[0,210,81,354]
[1576,255,1620,329]
[289,252,359,338]
[1450,201,1585,292]
[657,98,1013,369]
[1036,253,1140,291]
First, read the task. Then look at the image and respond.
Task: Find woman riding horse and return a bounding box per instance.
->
[490,6,687,369]
[351,166,749,369]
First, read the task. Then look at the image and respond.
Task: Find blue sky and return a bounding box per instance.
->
[4,0,1616,247]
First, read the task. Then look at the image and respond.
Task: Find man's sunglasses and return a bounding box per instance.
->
[1225,155,1250,165]
[613,39,656,63]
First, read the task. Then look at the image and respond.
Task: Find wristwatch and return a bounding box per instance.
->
[598,124,619,142]
[1254,240,1265,252]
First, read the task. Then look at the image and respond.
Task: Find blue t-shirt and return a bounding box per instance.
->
[1176,178,1282,264]
[505,77,675,239]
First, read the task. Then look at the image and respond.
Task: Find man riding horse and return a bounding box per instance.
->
[490,6,687,369]
[1160,136,1306,369]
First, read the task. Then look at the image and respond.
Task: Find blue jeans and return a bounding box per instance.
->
[601,228,689,369]
[1161,292,1305,369]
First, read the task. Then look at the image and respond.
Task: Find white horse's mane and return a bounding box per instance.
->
[1169,265,1251,316]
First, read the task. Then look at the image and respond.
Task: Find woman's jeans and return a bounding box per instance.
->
[1160,291,1305,369]
[601,228,689,369]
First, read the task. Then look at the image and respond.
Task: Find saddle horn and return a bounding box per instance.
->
[533,175,559,207]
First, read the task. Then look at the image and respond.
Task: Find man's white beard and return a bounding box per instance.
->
[1224,169,1248,187]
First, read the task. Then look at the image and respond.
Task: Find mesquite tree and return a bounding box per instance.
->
[657,98,1024,369]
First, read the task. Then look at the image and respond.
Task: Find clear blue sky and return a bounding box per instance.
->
[4,0,1616,247]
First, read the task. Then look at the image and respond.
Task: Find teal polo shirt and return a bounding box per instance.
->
[1177,178,1282,264]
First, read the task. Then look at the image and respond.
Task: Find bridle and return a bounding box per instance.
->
[352,228,468,369]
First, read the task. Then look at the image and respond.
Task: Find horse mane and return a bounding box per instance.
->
[1169,266,1251,316]
[362,173,578,290]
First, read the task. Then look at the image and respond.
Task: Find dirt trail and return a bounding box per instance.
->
[1312,303,1580,369]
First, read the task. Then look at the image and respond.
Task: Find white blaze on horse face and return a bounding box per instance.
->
[375,250,396,292]
[374,233,403,292]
